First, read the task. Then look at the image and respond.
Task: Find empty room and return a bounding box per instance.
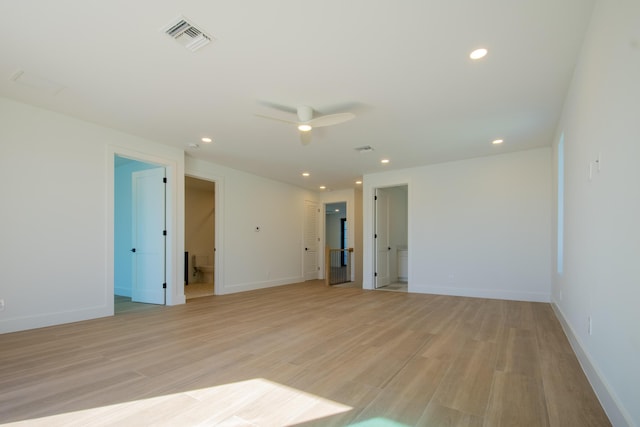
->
[0,1,638,426]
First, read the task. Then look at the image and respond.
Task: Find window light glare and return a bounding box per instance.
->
[492,139,504,145]
[298,124,312,132]
[470,48,488,60]
[201,137,212,143]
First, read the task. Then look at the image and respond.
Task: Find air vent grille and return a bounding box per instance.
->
[163,16,213,52]
[354,145,374,153]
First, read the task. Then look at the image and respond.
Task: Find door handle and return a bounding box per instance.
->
[305,248,308,251]
[388,247,391,251]
[130,248,136,253]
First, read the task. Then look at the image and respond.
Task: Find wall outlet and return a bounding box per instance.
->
[0,299,5,312]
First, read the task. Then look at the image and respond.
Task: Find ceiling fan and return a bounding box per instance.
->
[256,104,355,145]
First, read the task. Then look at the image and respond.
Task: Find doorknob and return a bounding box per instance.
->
[130,248,136,253]
[305,248,308,251]
[387,247,391,251]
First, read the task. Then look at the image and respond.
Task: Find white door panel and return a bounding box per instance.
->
[132,167,166,304]
[304,200,319,280]
[375,188,391,288]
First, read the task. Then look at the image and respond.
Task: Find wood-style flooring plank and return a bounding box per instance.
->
[0,281,611,426]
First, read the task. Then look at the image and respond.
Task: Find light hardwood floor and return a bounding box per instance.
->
[0,281,610,426]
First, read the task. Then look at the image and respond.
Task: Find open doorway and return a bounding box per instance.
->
[325,201,353,285]
[374,185,408,292]
[184,176,216,299]
[114,155,167,310]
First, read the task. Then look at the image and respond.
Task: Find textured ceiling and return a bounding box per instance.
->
[0,0,595,191]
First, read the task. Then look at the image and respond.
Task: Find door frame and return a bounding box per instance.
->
[363,181,410,290]
[184,169,224,295]
[184,173,223,295]
[107,146,184,308]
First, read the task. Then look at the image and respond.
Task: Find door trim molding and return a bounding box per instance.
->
[363,180,411,290]
[108,145,184,310]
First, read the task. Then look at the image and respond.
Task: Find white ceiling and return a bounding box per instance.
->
[0,0,595,191]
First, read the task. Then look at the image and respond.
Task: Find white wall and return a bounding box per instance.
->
[325,213,342,250]
[363,147,552,302]
[0,97,185,333]
[551,1,639,425]
[185,157,318,294]
[354,188,363,284]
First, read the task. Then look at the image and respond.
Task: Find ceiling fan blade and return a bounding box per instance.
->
[300,130,312,145]
[308,112,355,128]
[255,114,298,125]
[257,101,298,115]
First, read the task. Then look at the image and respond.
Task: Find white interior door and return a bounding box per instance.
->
[132,167,166,304]
[375,188,391,288]
[303,200,319,280]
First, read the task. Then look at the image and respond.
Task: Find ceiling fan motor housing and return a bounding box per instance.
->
[297,105,313,122]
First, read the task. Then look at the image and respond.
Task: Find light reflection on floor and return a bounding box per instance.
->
[4,378,352,426]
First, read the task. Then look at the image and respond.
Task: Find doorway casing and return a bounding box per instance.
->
[363,181,411,291]
[107,145,185,309]
[184,171,224,295]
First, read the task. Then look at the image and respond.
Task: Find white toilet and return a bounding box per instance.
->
[194,255,214,283]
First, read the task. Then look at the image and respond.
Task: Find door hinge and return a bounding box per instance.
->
[374,195,377,201]
[375,233,377,239]
[317,266,320,271]
[374,272,378,277]
[162,283,167,289]
[163,230,167,236]
[163,177,167,183]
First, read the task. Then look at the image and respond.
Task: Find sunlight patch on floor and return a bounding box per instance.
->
[4,378,352,426]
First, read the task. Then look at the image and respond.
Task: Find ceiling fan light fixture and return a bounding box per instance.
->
[470,48,488,60]
[298,124,312,132]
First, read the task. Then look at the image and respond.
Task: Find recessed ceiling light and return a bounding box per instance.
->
[319,186,326,190]
[381,159,390,164]
[355,180,362,185]
[302,172,310,177]
[298,124,312,132]
[335,209,340,212]
[492,139,504,145]
[201,137,212,143]
[470,48,488,60]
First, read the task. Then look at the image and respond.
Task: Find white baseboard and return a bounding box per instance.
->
[410,284,550,302]
[551,303,633,427]
[0,304,113,334]
[222,276,305,294]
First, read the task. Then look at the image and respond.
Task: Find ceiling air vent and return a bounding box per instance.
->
[354,145,374,153]
[163,16,213,52]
